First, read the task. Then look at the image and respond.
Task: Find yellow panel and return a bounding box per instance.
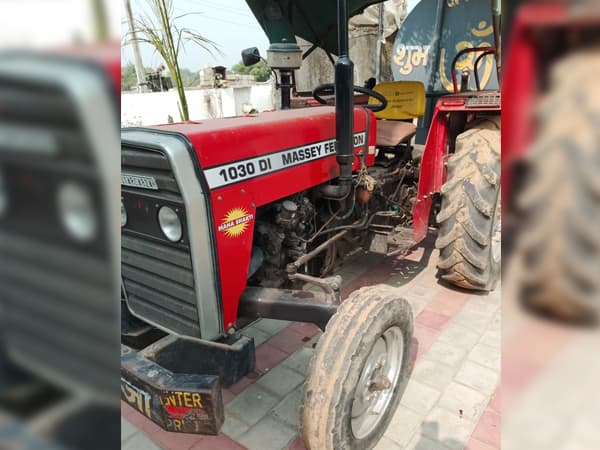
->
[369,81,426,120]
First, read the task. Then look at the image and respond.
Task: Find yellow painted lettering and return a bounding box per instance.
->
[183,392,193,408]
[192,393,203,408]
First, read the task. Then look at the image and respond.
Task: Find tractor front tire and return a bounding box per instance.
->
[301,285,413,450]
[435,118,501,291]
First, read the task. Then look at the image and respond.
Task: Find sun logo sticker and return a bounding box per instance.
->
[218,207,254,238]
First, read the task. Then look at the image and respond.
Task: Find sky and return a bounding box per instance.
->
[119,0,422,71]
[121,0,270,71]
[0,0,121,48]
[0,0,420,71]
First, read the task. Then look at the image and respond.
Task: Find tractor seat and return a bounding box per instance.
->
[375,120,417,147]
[368,81,426,147]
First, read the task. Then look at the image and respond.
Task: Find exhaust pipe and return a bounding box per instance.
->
[321,0,354,200]
[492,0,502,83]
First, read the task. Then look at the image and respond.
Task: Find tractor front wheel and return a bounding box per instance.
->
[301,285,413,450]
[435,118,501,291]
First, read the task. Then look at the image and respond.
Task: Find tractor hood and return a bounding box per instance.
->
[245,0,385,55]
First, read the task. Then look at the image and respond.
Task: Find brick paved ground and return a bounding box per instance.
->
[501,254,600,450]
[122,232,500,450]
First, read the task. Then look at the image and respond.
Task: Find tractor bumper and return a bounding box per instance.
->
[121,334,254,435]
[121,345,224,434]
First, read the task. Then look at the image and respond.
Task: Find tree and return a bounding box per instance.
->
[121,63,140,91]
[126,0,220,120]
[232,59,272,83]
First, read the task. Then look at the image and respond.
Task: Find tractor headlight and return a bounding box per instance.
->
[121,200,127,228]
[57,182,97,242]
[158,206,182,242]
[0,169,7,218]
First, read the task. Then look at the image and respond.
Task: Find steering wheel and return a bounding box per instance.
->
[313,83,387,112]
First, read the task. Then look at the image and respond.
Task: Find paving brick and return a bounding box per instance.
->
[412,359,458,391]
[416,310,451,331]
[122,417,139,442]
[271,387,302,427]
[375,435,404,450]
[488,389,501,414]
[436,322,481,350]
[402,293,434,316]
[438,381,488,423]
[460,297,499,319]
[222,388,236,405]
[229,373,259,395]
[465,437,498,450]
[256,364,305,398]
[425,293,467,317]
[400,379,442,416]
[470,410,500,448]
[221,414,251,440]
[286,436,307,450]
[241,326,272,347]
[266,327,307,354]
[385,405,423,447]
[254,319,292,336]
[424,339,468,368]
[287,322,320,340]
[452,308,493,334]
[281,347,314,376]
[422,407,476,450]
[191,434,248,450]
[255,343,290,374]
[479,327,500,350]
[237,415,297,450]
[413,323,439,360]
[406,433,449,450]
[468,343,500,371]
[455,360,499,396]
[225,384,281,427]
[123,430,163,450]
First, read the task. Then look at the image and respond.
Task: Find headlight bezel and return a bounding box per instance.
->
[121,200,127,228]
[158,205,183,243]
[57,181,98,242]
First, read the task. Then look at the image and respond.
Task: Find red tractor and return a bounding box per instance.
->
[0,44,121,449]
[503,0,600,322]
[120,0,501,448]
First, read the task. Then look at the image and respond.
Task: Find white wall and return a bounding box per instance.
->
[121,83,275,127]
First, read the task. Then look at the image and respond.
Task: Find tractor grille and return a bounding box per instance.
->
[466,93,501,108]
[121,145,202,338]
[0,77,117,396]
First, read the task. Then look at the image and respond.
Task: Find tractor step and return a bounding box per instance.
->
[368,226,415,257]
[121,334,255,434]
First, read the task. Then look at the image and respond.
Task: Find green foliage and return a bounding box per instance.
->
[231,59,272,82]
[121,63,138,91]
[125,0,220,120]
[180,68,200,87]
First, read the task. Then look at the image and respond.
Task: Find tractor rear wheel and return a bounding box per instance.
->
[515,49,600,321]
[435,118,501,290]
[301,285,413,450]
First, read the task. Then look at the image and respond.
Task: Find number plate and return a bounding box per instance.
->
[121,173,159,190]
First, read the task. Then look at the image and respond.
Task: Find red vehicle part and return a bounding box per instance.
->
[502,2,600,211]
[413,91,501,244]
[149,106,376,331]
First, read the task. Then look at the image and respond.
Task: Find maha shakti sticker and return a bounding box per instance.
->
[218,207,254,238]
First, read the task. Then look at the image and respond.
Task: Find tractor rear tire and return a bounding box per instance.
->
[301,285,413,450]
[515,49,600,322]
[435,118,501,290]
